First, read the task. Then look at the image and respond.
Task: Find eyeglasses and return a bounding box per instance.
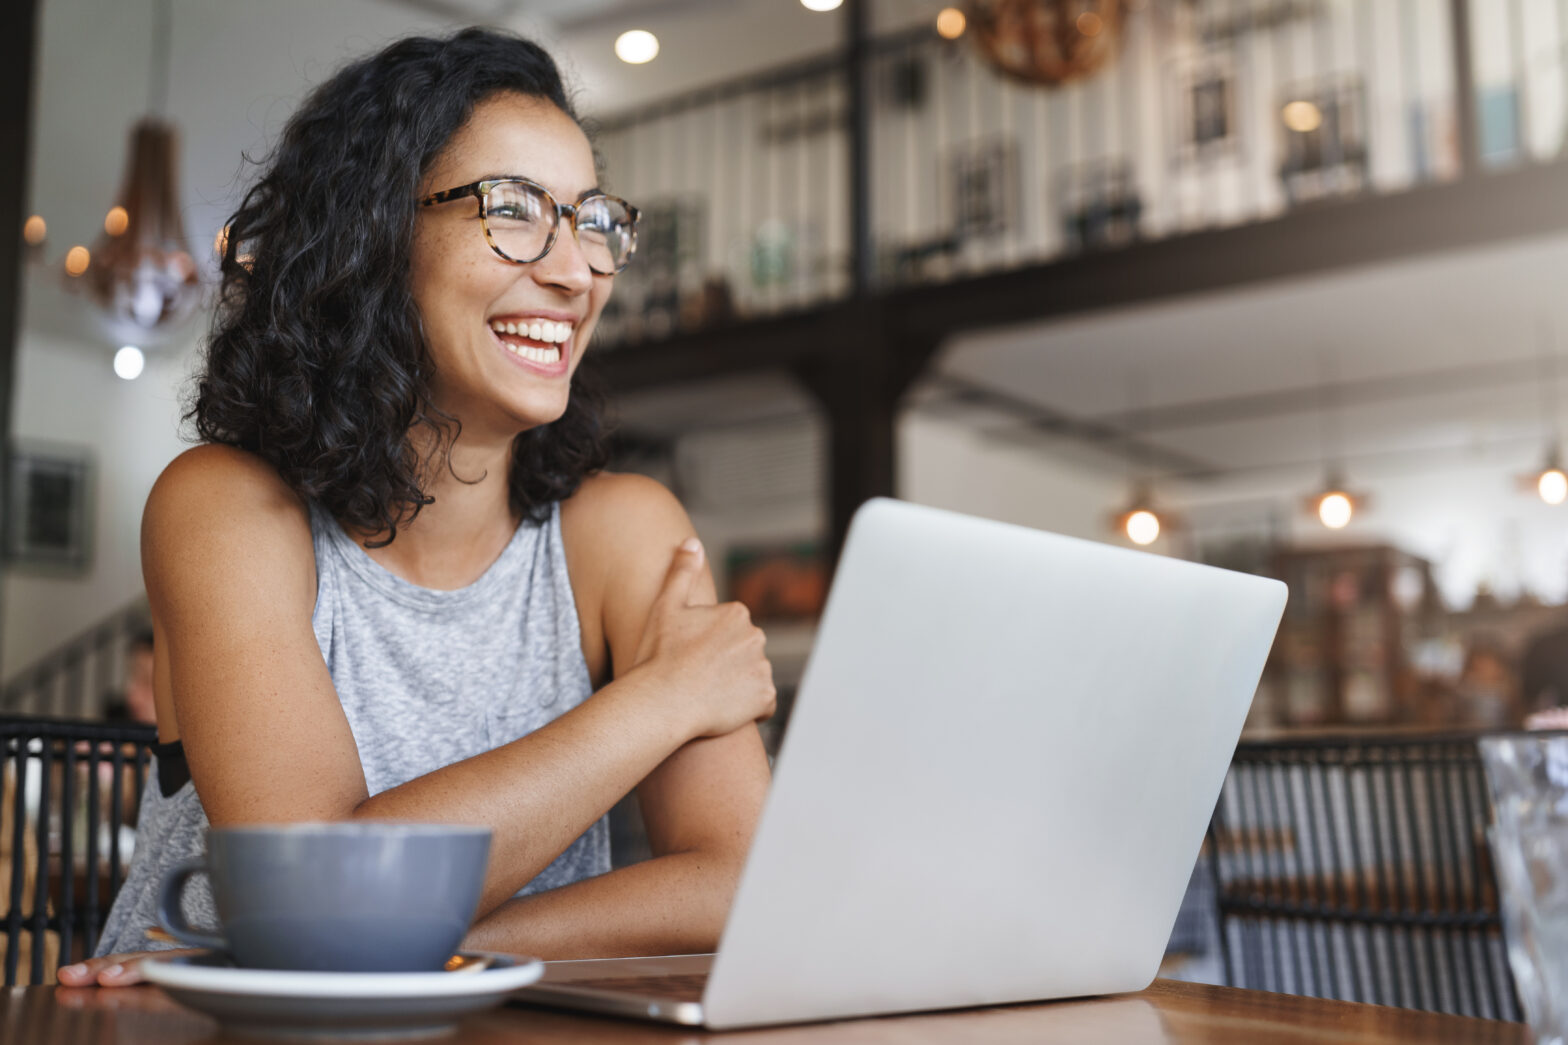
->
[418,178,640,275]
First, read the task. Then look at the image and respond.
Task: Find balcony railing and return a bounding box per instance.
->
[589,0,1564,350]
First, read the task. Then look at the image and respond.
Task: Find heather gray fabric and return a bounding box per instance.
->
[96,501,607,957]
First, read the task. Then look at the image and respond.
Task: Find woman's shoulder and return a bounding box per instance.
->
[561,471,686,534]
[559,470,695,570]
[558,472,703,678]
[143,445,315,577]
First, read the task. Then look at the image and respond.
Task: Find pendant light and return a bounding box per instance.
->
[84,0,201,347]
[1108,374,1174,547]
[1520,322,1566,505]
[1305,352,1366,530]
[1113,485,1163,545]
[1306,471,1361,530]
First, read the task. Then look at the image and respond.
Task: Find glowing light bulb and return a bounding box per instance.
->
[1125,510,1160,546]
[1539,468,1568,505]
[936,7,966,38]
[801,0,843,10]
[23,215,46,246]
[64,245,90,276]
[113,345,145,381]
[1318,492,1353,529]
[104,205,129,237]
[1282,100,1324,133]
[614,30,659,64]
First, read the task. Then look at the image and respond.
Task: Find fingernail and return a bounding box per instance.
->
[681,537,702,555]
[63,963,87,978]
[101,964,124,980]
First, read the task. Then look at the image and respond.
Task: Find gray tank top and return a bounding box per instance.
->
[95,500,608,957]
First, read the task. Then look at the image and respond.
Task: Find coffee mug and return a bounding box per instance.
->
[158,821,492,972]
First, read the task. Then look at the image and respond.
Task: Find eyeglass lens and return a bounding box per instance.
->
[485,181,634,273]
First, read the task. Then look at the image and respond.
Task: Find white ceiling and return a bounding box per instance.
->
[934,230,1568,486]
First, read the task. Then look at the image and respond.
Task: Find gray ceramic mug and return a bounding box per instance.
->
[158,822,492,972]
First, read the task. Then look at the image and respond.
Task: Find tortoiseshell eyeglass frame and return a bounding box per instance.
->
[417,177,640,275]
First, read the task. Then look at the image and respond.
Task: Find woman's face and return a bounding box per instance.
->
[410,92,611,440]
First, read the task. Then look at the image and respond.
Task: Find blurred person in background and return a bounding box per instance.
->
[1452,637,1518,729]
[1521,619,1568,729]
[103,628,156,726]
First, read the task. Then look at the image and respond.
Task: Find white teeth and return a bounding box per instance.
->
[490,319,574,344]
[511,344,560,364]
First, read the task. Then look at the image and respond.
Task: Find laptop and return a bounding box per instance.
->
[512,497,1287,1028]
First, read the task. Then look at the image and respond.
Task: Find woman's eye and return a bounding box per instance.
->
[490,206,538,223]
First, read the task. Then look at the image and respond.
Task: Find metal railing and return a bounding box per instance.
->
[0,599,150,717]
[588,0,1563,350]
[1,716,155,986]
[1207,733,1518,1019]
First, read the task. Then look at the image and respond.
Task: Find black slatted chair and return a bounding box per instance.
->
[2,716,155,985]
[1206,734,1518,1020]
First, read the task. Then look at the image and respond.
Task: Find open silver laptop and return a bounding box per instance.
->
[512,498,1286,1028]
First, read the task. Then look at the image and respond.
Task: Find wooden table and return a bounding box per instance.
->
[2,979,1530,1044]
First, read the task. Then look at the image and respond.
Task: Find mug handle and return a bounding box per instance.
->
[157,857,227,950]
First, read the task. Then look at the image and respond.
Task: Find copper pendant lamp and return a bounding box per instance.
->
[966,0,1124,87]
[85,0,200,342]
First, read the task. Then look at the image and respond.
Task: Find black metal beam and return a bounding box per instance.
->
[1449,0,1480,176]
[0,0,41,672]
[594,301,862,395]
[847,0,873,298]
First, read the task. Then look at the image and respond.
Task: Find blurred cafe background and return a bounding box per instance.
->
[6,0,1568,1014]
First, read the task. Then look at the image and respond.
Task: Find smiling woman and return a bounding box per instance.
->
[59,27,776,988]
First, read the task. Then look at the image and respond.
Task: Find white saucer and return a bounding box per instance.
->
[141,951,543,1038]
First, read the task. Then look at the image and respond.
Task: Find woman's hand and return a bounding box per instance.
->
[56,948,203,987]
[633,539,777,739]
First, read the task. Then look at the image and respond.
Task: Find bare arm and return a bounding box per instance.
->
[465,474,773,957]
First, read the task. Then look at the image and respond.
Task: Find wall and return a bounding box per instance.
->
[2,330,196,678]
[898,410,1150,551]
[6,0,454,679]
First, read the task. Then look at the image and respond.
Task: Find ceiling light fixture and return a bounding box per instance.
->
[800,0,844,10]
[1122,505,1161,545]
[1108,376,1173,547]
[936,7,967,37]
[1525,322,1567,506]
[1111,487,1179,547]
[614,29,660,64]
[1538,461,1568,505]
[113,345,146,381]
[1306,352,1363,531]
[1282,100,1323,133]
[86,0,201,343]
[1314,487,1355,529]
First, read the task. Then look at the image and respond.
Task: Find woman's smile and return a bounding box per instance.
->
[488,311,576,376]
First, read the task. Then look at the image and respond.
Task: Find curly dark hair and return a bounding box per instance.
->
[193,28,611,545]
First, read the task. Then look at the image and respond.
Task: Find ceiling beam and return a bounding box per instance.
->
[593,300,862,394]
[1066,355,1549,434]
